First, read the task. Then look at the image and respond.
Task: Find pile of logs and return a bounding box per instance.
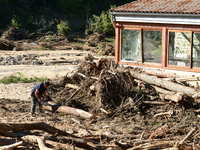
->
[1,56,200,149]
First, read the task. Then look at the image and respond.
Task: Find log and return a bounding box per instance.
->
[152,85,176,95]
[0,141,23,150]
[65,83,79,89]
[22,135,53,150]
[0,122,78,138]
[42,102,96,119]
[0,139,16,146]
[159,93,183,103]
[130,70,198,96]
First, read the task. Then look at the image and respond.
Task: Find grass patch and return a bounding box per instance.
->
[0,72,48,84]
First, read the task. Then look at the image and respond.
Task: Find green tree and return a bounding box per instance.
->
[88,10,114,36]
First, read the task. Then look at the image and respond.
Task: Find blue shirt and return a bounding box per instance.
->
[31,82,46,96]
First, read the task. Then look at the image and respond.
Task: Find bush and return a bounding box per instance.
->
[88,10,114,36]
[10,18,20,29]
[57,20,70,37]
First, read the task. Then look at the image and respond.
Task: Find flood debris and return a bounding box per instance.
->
[1,55,200,149]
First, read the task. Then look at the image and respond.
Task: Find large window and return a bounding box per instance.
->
[168,31,191,67]
[121,29,162,64]
[120,26,200,71]
[168,31,200,68]
[143,30,162,63]
[122,29,141,61]
[193,33,200,68]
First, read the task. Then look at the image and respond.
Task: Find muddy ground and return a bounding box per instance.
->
[1,40,200,150]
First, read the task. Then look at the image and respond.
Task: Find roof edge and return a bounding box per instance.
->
[110,12,200,17]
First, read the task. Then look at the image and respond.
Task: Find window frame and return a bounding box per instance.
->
[166,30,193,69]
[120,27,163,67]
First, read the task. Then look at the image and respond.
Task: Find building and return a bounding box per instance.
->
[110,0,200,76]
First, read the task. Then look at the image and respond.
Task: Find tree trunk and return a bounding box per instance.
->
[130,70,198,96]
[42,102,95,119]
[0,122,78,138]
[22,135,52,150]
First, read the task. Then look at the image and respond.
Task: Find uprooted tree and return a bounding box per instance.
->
[1,55,200,149]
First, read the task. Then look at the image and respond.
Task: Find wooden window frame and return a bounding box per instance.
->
[166,30,193,70]
[120,27,162,67]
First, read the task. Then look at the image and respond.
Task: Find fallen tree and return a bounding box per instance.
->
[42,102,96,119]
[129,70,199,97]
[0,122,78,138]
[0,122,97,150]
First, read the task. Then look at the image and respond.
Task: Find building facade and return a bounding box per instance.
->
[110,0,200,73]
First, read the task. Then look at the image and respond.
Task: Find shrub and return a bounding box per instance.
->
[57,20,70,37]
[10,17,20,29]
[88,10,114,36]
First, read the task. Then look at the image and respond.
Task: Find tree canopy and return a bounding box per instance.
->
[0,0,134,35]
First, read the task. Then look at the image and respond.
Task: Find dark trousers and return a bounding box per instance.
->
[31,95,43,114]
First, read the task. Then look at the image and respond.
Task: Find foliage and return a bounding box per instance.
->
[0,0,134,34]
[0,72,48,84]
[97,44,104,56]
[88,10,114,36]
[57,20,70,37]
[9,17,20,29]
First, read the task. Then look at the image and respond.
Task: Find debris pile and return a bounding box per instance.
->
[47,55,200,149]
[1,55,200,149]
[0,39,15,50]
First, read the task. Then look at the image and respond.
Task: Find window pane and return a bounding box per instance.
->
[168,32,191,67]
[122,29,141,61]
[193,33,200,68]
[143,31,162,63]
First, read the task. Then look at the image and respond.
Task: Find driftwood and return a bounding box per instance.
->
[0,122,78,138]
[152,85,176,95]
[141,101,168,106]
[128,141,177,150]
[45,140,76,150]
[136,80,184,102]
[65,83,79,89]
[48,136,96,150]
[130,70,199,96]
[77,72,98,80]
[23,135,93,150]
[42,102,95,119]
[179,128,196,145]
[22,135,53,150]
[0,122,97,149]
[149,124,170,139]
[0,141,23,150]
[153,110,173,118]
